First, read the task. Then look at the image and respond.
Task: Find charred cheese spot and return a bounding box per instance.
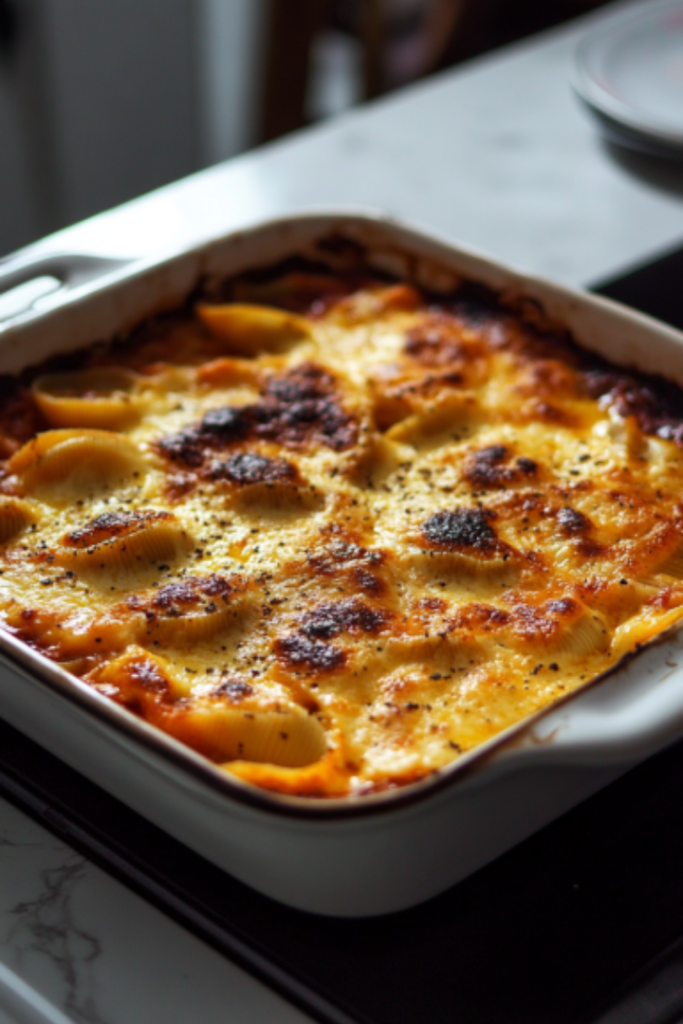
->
[157,428,206,468]
[463,446,538,490]
[208,452,298,486]
[408,508,521,591]
[274,633,346,673]
[157,363,357,469]
[353,567,385,595]
[557,506,592,537]
[128,573,252,647]
[254,364,358,451]
[201,405,248,440]
[213,677,254,701]
[300,598,389,639]
[421,508,499,553]
[65,510,172,548]
[138,573,234,612]
[128,654,172,694]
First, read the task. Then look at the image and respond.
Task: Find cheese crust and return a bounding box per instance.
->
[1,254,683,798]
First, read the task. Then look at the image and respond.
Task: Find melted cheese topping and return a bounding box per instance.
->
[1,267,683,798]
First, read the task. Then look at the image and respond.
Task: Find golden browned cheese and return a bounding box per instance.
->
[1,264,683,798]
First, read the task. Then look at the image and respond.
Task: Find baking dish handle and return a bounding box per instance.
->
[513,642,683,768]
[0,252,132,325]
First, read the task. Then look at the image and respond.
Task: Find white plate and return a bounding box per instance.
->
[575,0,683,157]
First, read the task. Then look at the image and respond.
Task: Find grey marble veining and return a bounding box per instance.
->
[0,799,311,1023]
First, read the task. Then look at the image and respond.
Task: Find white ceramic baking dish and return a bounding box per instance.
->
[1,213,683,918]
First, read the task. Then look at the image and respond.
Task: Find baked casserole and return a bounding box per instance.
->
[1,244,682,798]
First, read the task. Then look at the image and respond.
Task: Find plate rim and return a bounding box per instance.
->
[575,0,683,147]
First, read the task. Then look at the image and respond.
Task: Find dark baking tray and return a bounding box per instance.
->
[2,242,683,1024]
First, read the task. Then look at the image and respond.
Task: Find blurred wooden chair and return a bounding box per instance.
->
[259,0,398,141]
[259,0,330,142]
[258,0,475,142]
[257,0,604,143]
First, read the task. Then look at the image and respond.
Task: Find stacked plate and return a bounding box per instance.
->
[575,0,683,159]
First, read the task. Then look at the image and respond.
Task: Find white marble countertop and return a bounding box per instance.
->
[1,2,683,1021]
